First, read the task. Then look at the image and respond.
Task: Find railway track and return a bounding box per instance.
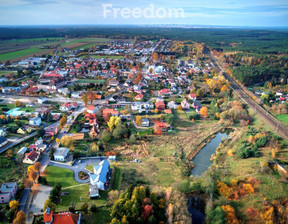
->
[205,47,288,140]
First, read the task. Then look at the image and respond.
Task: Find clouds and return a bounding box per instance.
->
[0,0,287,26]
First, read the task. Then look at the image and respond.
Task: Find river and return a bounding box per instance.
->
[191,128,232,177]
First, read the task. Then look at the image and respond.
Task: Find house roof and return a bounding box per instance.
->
[0,182,17,193]
[54,147,69,157]
[45,212,79,224]
[91,160,109,184]
[25,151,39,162]
[102,109,119,116]
[0,136,7,144]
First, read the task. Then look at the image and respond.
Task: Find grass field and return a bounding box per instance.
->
[0,71,17,77]
[84,206,111,224]
[44,166,108,211]
[75,79,106,84]
[0,47,50,61]
[62,38,111,47]
[277,114,288,125]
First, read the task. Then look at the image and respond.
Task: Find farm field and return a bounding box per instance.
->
[0,37,62,62]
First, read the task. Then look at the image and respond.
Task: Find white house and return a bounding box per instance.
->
[87,105,101,114]
[141,118,150,127]
[168,101,178,109]
[90,160,110,190]
[0,183,18,204]
[181,100,190,110]
[60,102,77,112]
[53,147,69,161]
[29,117,41,126]
[38,97,47,104]
[17,147,27,155]
[142,102,154,109]
[131,102,142,111]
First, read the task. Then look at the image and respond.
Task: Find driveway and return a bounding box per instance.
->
[29,185,52,214]
[49,157,106,183]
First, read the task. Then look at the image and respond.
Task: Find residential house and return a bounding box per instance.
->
[0,128,7,137]
[141,118,150,127]
[155,99,165,110]
[43,207,81,224]
[89,185,99,198]
[29,117,41,126]
[102,109,119,117]
[45,126,58,137]
[17,125,32,135]
[192,100,202,109]
[60,102,77,112]
[0,182,18,204]
[71,92,81,98]
[38,97,47,104]
[23,151,40,164]
[90,160,110,190]
[154,121,170,132]
[158,89,170,97]
[135,94,144,101]
[0,136,8,148]
[87,105,101,114]
[188,93,197,101]
[17,147,27,155]
[53,147,69,161]
[164,109,172,114]
[181,100,190,110]
[142,102,154,109]
[108,80,119,87]
[167,101,178,109]
[89,123,100,138]
[131,102,142,111]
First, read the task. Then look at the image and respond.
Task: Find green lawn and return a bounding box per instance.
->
[62,38,111,47]
[277,114,288,124]
[75,79,106,84]
[45,166,108,211]
[84,206,112,224]
[0,47,51,62]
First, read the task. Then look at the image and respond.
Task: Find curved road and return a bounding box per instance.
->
[205,47,288,140]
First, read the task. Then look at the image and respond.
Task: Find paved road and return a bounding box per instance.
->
[0,132,38,154]
[49,158,106,183]
[205,47,288,140]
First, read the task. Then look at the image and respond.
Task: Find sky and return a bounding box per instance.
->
[0,0,288,27]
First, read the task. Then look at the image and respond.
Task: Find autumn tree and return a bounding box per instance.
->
[9,200,19,211]
[59,114,67,128]
[104,113,112,122]
[200,106,208,118]
[13,211,26,224]
[135,115,142,126]
[90,142,99,152]
[27,165,35,174]
[81,94,88,106]
[60,135,75,149]
[29,170,38,183]
[107,116,121,132]
[33,162,42,173]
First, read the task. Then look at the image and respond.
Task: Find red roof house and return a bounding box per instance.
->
[135,94,144,100]
[155,100,165,110]
[102,109,119,117]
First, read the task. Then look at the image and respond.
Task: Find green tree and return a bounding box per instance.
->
[43,199,56,212]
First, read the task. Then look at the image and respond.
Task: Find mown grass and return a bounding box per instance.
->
[44,166,107,211]
[84,206,111,224]
[277,114,288,125]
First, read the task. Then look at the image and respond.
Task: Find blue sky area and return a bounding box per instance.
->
[0,0,287,26]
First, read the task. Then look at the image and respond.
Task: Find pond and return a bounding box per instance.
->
[191,128,232,177]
